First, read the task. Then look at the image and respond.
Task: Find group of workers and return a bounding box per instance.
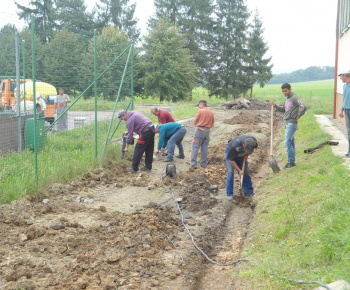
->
[118,82,308,200]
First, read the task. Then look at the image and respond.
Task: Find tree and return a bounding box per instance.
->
[151,0,181,25]
[141,20,197,102]
[207,0,251,99]
[54,0,95,40]
[81,26,133,100]
[40,29,85,94]
[246,11,272,97]
[150,0,214,85]
[0,25,18,77]
[16,0,56,43]
[95,0,140,43]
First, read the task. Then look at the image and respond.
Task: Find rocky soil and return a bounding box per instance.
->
[0,99,283,289]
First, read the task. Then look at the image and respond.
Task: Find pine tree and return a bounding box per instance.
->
[16,0,56,43]
[54,0,95,40]
[207,0,251,99]
[141,20,197,102]
[178,0,214,85]
[95,0,140,43]
[246,11,272,97]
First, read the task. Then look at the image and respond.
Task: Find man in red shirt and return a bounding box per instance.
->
[151,107,175,124]
[191,99,215,169]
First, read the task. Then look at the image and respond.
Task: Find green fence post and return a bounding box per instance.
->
[31,13,38,184]
[94,30,98,159]
[22,40,26,112]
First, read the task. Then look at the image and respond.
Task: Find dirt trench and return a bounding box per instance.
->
[0,100,283,290]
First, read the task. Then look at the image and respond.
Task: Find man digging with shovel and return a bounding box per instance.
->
[225,135,258,202]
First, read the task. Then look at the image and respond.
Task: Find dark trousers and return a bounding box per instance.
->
[132,128,155,170]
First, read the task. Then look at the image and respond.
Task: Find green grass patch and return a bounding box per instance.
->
[238,113,350,288]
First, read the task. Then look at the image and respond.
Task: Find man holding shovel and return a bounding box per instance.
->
[270,83,307,169]
[225,135,257,201]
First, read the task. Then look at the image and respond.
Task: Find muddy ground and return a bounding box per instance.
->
[0,99,284,290]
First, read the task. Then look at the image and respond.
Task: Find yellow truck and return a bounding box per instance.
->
[0,78,58,123]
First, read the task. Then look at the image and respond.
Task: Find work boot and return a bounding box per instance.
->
[163,158,174,162]
[126,167,137,173]
[176,155,185,159]
[283,162,296,169]
[140,166,151,173]
[227,195,233,201]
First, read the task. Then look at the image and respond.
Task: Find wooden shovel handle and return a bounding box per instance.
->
[240,161,245,187]
[270,105,274,156]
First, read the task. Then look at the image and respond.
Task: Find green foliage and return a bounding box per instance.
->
[239,113,350,288]
[95,0,140,43]
[0,25,18,76]
[54,0,95,40]
[81,26,133,101]
[246,11,273,96]
[41,29,85,94]
[206,0,252,99]
[16,0,56,42]
[141,20,197,102]
[269,66,335,84]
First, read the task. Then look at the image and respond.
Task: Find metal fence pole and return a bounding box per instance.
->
[15,33,22,151]
[94,30,98,158]
[31,13,38,183]
[22,40,26,112]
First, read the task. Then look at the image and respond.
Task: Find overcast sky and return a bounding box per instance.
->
[1,0,338,74]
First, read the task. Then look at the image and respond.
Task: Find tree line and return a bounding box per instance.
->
[267,66,335,84]
[0,0,273,102]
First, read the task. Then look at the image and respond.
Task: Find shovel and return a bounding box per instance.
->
[121,133,127,159]
[270,106,280,173]
[239,161,245,198]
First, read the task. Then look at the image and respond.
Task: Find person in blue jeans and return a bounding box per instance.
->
[271,83,307,169]
[225,135,258,201]
[338,69,350,157]
[155,122,187,162]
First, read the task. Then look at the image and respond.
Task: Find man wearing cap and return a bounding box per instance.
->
[151,107,175,124]
[191,99,215,169]
[118,110,155,173]
[225,135,258,200]
[270,83,307,169]
[338,69,350,157]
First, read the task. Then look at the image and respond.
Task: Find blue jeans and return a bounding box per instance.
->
[285,122,297,164]
[167,126,187,160]
[225,146,254,197]
[344,109,350,153]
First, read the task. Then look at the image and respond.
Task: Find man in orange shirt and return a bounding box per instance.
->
[191,99,215,169]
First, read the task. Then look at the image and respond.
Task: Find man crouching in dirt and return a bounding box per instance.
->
[225,135,258,201]
[118,110,155,173]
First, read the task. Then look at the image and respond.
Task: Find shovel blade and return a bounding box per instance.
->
[270,155,280,173]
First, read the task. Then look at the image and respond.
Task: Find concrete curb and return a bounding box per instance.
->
[315,115,350,167]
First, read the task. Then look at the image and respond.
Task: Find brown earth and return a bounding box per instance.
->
[0,101,283,290]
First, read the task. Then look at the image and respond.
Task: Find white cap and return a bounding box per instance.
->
[36,93,41,98]
[338,69,350,76]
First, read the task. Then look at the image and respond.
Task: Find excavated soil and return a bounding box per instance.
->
[0,102,283,290]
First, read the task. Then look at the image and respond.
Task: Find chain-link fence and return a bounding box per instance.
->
[0,17,134,203]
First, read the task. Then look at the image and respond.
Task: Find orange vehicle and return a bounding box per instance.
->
[0,78,58,123]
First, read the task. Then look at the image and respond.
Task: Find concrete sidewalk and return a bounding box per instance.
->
[315,115,350,167]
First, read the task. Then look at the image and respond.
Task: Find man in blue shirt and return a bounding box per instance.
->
[338,69,350,157]
[155,122,187,162]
